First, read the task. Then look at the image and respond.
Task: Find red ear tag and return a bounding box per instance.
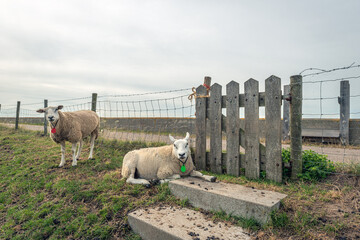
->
[51,128,56,133]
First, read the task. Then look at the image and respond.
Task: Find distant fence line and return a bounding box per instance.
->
[2,116,360,145]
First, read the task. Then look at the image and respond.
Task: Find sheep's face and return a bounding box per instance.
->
[169,132,190,160]
[36,105,63,123]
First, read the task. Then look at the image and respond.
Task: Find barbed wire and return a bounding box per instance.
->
[300,62,360,77]
[97,88,192,99]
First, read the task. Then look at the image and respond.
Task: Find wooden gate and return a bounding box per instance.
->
[195,76,283,182]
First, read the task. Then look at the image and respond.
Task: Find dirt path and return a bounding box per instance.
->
[2,123,359,164]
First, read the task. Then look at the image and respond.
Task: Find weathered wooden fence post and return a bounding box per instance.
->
[290,75,302,179]
[226,81,240,176]
[244,79,260,179]
[283,85,290,141]
[15,101,20,130]
[209,83,222,174]
[265,76,282,182]
[91,93,98,112]
[43,99,48,135]
[339,80,350,145]
[195,81,208,170]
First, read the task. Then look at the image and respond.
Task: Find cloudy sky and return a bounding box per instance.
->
[0,0,359,117]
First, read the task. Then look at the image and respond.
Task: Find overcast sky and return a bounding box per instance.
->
[0,0,359,117]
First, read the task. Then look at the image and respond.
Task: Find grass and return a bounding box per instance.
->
[0,126,179,239]
[0,125,359,239]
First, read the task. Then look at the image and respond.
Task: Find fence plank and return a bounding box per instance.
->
[195,85,207,170]
[209,83,222,174]
[244,79,260,179]
[290,75,303,179]
[283,85,290,141]
[265,76,282,182]
[226,81,240,176]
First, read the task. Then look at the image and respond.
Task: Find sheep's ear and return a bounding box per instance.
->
[36,109,45,113]
[57,105,64,110]
[185,132,190,141]
[169,134,176,143]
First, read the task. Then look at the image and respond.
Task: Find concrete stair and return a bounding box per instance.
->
[128,205,251,240]
[168,177,287,225]
[128,178,287,239]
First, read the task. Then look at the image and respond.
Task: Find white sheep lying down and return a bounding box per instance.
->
[122,132,216,185]
[36,105,100,167]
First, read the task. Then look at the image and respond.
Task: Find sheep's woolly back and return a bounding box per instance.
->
[50,110,100,143]
[121,145,195,180]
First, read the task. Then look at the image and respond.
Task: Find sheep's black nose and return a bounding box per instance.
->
[179,153,185,158]
[48,116,54,121]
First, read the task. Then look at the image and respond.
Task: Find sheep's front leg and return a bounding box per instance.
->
[126,169,151,187]
[159,174,181,184]
[59,141,66,167]
[190,170,217,182]
[88,133,96,159]
[71,142,78,166]
[76,140,83,160]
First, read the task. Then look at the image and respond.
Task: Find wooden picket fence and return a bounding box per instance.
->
[195,76,283,182]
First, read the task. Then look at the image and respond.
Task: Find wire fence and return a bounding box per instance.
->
[0,72,359,178]
[297,63,360,176]
[0,88,197,146]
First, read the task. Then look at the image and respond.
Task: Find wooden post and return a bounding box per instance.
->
[15,101,20,130]
[244,79,260,179]
[290,75,302,179]
[44,99,48,135]
[339,81,350,145]
[283,85,290,141]
[226,81,240,176]
[204,76,211,95]
[265,76,282,182]
[91,93,98,112]
[209,83,222,174]
[195,84,207,170]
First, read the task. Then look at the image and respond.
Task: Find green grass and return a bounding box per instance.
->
[0,126,175,239]
[0,125,359,239]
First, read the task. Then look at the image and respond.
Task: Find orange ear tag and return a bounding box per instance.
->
[51,128,56,133]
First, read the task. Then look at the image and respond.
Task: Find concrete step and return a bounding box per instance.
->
[168,177,287,225]
[128,205,251,240]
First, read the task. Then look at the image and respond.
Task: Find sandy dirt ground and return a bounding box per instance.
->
[2,123,359,164]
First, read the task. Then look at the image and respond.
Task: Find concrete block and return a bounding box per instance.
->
[169,177,287,225]
[128,206,251,240]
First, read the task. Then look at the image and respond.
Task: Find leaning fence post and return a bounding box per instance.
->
[91,93,98,112]
[283,85,290,141]
[15,101,21,130]
[44,99,48,135]
[290,75,302,179]
[339,80,350,145]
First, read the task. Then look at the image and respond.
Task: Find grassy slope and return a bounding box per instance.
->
[0,125,359,239]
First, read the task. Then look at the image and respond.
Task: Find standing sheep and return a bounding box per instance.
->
[36,105,100,167]
[122,132,216,185]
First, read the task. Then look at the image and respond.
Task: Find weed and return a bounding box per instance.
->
[282,149,335,181]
